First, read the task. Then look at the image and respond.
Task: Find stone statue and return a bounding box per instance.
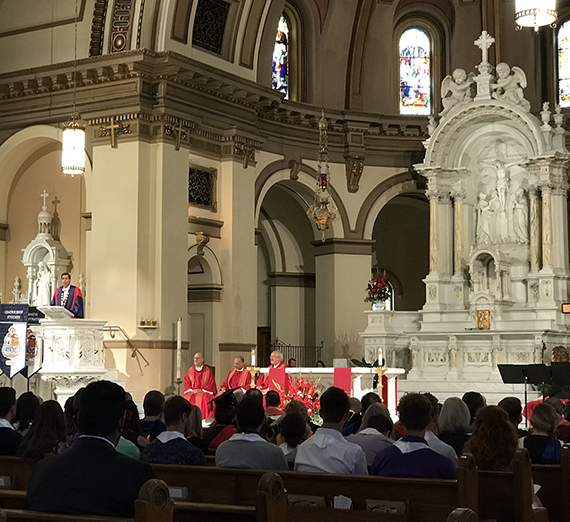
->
[12,276,21,303]
[491,63,531,111]
[476,192,494,244]
[441,69,474,115]
[512,188,529,243]
[32,261,52,307]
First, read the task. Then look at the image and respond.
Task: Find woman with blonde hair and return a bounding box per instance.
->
[520,402,563,464]
[463,406,518,471]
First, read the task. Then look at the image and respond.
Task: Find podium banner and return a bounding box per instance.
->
[0,305,28,378]
[21,307,45,378]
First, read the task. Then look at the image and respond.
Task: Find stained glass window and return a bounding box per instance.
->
[399,28,431,115]
[559,21,570,107]
[272,14,289,98]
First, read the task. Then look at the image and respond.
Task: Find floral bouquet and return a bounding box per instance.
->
[365,274,391,303]
[275,374,322,425]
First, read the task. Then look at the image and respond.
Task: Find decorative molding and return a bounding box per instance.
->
[268,272,316,288]
[188,286,223,302]
[313,238,375,256]
[345,155,365,193]
[188,217,224,238]
[89,0,110,57]
[110,0,135,53]
[172,0,195,44]
[219,342,256,352]
[136,0,146,49]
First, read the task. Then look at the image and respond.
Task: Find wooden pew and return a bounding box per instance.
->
[477,448,548,522]
[0,479,172,522]
[531,446,570,522]
[153,454,479,522]
[0,458,36,490]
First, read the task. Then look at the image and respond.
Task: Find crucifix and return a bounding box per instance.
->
[40,190,49,208]
[475,31,495,65]
[104,117,120,148]
[174,120,185,151]
[52,195,60,213]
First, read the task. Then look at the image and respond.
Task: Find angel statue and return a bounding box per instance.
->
[491,63,531,111]
[440,69,475,115]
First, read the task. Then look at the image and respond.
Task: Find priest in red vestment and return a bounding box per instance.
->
[256,350,289,392]
[183,352,217,419]
[220,355,251,393]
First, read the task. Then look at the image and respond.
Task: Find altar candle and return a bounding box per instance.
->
[176,317,182,380]
[251,348,256,366]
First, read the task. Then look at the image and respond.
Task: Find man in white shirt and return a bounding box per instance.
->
[294,386,368,475]
[422,393,458,468]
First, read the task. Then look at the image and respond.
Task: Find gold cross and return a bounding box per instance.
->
[105,117,121,148]
[174,120,185,151]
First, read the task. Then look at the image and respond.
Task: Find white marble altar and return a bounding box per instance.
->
[39,306,107,406]
[361,33,570,405]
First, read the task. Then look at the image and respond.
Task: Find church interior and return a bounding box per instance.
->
[0,0,569,403]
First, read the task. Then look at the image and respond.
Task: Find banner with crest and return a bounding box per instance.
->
[0,305,28,378]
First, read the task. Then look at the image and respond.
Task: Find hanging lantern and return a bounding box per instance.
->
[62,118,85,176]
[515,0,557,31]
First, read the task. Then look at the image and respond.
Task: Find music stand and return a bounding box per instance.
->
[498,364,551,427]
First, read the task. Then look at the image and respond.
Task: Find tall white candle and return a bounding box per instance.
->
[251,348,256,366]
[176,317,182,381]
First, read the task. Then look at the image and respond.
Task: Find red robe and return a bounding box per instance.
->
[256,361,289,391]
[183,365,217,419]
[220,368,252,392]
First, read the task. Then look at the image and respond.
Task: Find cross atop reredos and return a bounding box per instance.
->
[475,31,495,65]
[40,190,49,208]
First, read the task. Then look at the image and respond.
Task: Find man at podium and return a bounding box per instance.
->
[51,273,84,319]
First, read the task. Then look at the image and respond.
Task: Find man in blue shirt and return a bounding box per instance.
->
[371,392,456,479]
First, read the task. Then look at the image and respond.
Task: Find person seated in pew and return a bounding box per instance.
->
[342,397,363,436]
[462,391,486,431]
[279,412,306,463]
[0,387,23,456]
[141,396,205,465]
[17,400,65,460]
[558,401,570,443]
[140,390,167,441]
[265,390,285,420]
[519,402,563,465]
[202,390,237,453]
[216,396,288,470]
[24,380,155,517]
[12,391,41,437]
[371,393,455,479]
[463,406,518,471]
[346,402,394,467]
[437,397,471,458]
[498,396,528,437]
[294,386,368,475]
[422,393,458,468]
[275,400,313,445]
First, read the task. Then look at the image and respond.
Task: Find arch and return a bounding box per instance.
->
[356,172,420,239]
[187,244,223,286]
[255,159,348,240]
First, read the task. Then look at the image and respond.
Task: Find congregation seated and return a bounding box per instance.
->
[346,402,394,467]
[24,380,155,517]
[371,392,456,479]
[278,412,306,463]
[265,390,285,420]
[141,396,205,466]
[215,396,288,470]
[243,388,276,442]
[275,400,313,445]
[437,397,471,459]
[17,400,65,460]
[341,397,362,436]
[12,391,40,437]
[519,402,563,464]
[294,386,368,475]
[57,388,83,453]
[122,400,149,452]
[463,405,518,471]
[140,390,167,441]
[498,396,528,437]
[558,401,570,442]
[0,387,23,456]
[422,393,458,468]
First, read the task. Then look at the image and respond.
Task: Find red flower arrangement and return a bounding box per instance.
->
[365,274,391,303]
[275,374,322,424]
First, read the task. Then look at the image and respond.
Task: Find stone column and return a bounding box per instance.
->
[427,189,440,274]
[452,190,466,276]
[541,182,553,270]
[528,186,541,272]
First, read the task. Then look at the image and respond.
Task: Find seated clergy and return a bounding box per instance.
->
[184,352,217,419]
[0,387,23,456]
[216,397,287,470]
[294,386,368,475]
[141,396,205,465]
[220,355,251,393]
[25,380,155,517]
[371,393,456,479]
